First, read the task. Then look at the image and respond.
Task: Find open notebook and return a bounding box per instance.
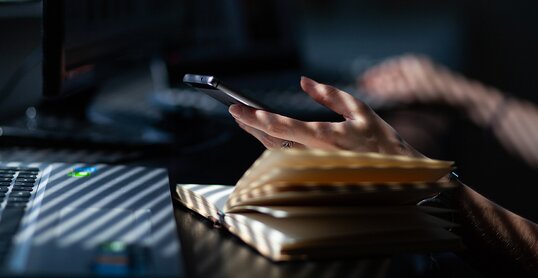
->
[175,149,462,261]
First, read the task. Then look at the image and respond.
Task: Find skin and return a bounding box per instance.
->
[359,54,505,121]
[229,76,424,158]
[360,54,538,168]
[228,76,538,276]
[450,179,538,276]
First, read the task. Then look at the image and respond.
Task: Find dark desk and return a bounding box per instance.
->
[0,120,481,278]
[173,206,481,278]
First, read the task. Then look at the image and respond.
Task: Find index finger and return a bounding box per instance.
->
[229,104,331,148]
[300,76,369,120]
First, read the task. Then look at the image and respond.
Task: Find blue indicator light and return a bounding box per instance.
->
[68,166,98,178]
[74,167,97,173]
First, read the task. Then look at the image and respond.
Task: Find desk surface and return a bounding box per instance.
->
[0,123,481,278]
[173,206,480,278]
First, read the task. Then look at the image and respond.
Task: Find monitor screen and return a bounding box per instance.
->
[42,0,186,97]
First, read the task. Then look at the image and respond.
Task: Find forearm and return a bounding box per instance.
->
[450,180,538,276]
[440,71,505,127]
[444,73,538,167]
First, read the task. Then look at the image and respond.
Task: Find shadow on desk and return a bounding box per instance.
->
[174,207,480,278]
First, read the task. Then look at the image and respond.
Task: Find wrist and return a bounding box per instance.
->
[416,172,463,233]
[436,172,463,208]
[417,172,462,209]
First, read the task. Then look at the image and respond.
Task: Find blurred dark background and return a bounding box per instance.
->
[0,0,537,222]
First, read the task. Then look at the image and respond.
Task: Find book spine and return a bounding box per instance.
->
[211,212,226,229]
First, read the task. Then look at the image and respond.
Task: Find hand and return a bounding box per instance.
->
[360,54,505,128]
[359,55,448,104]
[359,54,484,108]
[229,76,425,158]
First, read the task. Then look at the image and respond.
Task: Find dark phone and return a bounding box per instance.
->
[182,74,271,111]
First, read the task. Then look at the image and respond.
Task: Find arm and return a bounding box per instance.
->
[449,179,538,276]
[229,76,538,275]
[360,55,538,168]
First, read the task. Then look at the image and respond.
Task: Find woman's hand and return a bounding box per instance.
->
[359,54,505,122]
[229,76,425,158]
[359,54,458,105]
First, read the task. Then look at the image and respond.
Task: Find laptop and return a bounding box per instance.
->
[0,162,183,277]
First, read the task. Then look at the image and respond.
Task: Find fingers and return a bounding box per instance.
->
[300,76,368,120]
[229,104,312,144]
[229,105,340,149]
[235,120,305,149]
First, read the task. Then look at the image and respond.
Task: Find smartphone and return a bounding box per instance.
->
[182,74,271,111]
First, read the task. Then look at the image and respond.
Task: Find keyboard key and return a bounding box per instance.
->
[0,192,6,197]
[14,181,35,185]
[16,168,40,172]
[18,171,39,176]
[0,170,16,174]
[5,202,27,208]
[0,182,12,187]
[6,199,28,206]
[15,184,36,188]
[0,177,13,182]
[0,187,9,192]
[7,197,28,203]
[17,174,37,179]
[15,177,35,181]
[0,174,15,178]
[11,187,33,192]
[0,168,17,175]
[15,179,35,182]
[7,196,30,202]
[11,192,31,197]
[15,178,36,183]
[13,183,34,188]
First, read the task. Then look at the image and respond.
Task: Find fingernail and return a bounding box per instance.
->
[300,76,320,90]
[301,76,316,85]
[229,104,242,119]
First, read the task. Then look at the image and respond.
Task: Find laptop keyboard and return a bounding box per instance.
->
[0,167,40,266]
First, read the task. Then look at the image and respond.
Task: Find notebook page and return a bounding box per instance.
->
[226,181,455,210]
[237,149,453,190]
[224,211,459,261]
[176,184,234,222]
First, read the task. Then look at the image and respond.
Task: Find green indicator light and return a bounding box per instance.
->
[68,171,91,177]
[68,166,97,177]
[102,241,127,252]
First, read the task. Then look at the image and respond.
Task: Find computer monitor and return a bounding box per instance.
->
[11,0,192,147]
[43,0,186,98]
[33,0,301,148]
